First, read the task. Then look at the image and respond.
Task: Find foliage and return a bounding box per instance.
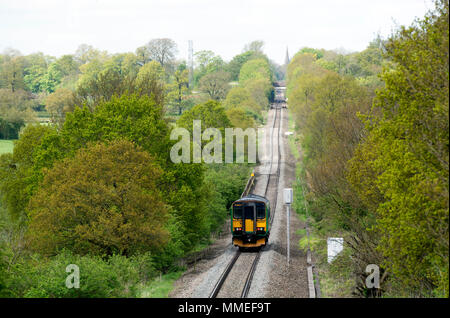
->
[193,51,225,85]
[243,78,273,109]
[27,140,169,256]
[226,108,255,129]
[177,100,232,136]
[0,88,36,139]
[223,86,259,113]
[203,164,252,233]
[166,68,190,115]
[144,38,178,68]
[287,41,385,296]
[0,124,57,221]
[75,53,159,108]
[45,88,76,126]
[198,71,231,101]
[239,58,272,85]
[347,0,449,296]
[0,52,26,92]
[227,51,264,82]
[1,249,156,298]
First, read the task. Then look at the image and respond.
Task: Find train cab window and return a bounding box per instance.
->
[256,203,266,219]
[233,205,243,219]
[244,206,254,219]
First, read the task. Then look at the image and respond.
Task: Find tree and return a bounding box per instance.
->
[243,40,264,54]
[45,88,76,125]
[167,68,189,115]
[239,58,272,84]
[227,51,258,81]
[27,139,169,256]
[135,46,151,65]
[226,107,255,129]
[0,124,56,221]
[177,100,232,134]
[76,56,165,109]
[243,78,272,110]
[348,0,449,296]
[39,62,63,93]
[31,94,207,254]
[74,44,106,65]
[23,53,49,93]
[198,71,230,101]
[222,86,259,112]
[135,60,166,106]
[0,52,26,93]
[145,38,177,67]
[177,100,233,161]
[53,55,80,90]
[194,50,216,70]
[0,88,35,139]
[193,50,225,85]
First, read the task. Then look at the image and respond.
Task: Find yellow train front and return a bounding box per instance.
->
[231,194,270,249]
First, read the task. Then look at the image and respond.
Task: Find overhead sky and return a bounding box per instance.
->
[0,0,433,64]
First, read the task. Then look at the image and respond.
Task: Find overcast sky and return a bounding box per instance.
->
[0,0,433,64]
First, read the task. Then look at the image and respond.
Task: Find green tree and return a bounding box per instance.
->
[227,51,258,81]
[0,88,35,139]
[135,60,166,106]
[27,139,169,256]
[348,0,449,296]
[222,86,259,113]
[239,58,272,85]
[0,125,56,221]
[167,68,189,115]
[194,51,225,85]
[45,88,76,125]
[0,52,26,93]
[226,107,255,129]
[198,71,231,101]
[177,100,232,135]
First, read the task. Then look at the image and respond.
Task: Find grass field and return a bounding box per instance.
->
[0,140,15,154]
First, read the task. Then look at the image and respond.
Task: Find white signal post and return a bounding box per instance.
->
[283,188,293,266]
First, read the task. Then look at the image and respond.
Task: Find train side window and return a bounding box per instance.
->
[233,206,243,219]
[256,203,266,219]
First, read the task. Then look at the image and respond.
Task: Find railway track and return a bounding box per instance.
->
[210,89,284,298]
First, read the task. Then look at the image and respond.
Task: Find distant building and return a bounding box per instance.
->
[284,47,290,66]
[282,47,290,81]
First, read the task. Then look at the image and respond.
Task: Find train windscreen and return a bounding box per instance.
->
[244,206,254,219]
[256,203,265,219]
[233,205,243,218]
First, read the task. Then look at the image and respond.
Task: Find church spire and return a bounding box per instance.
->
[284,46,290,65]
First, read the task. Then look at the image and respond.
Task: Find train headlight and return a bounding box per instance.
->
[234,227,242,231]
[257,227,265,231]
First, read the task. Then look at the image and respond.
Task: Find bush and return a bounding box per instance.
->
[3,250,156,298]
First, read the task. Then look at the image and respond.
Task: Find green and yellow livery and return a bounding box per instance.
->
[231,194,270,249]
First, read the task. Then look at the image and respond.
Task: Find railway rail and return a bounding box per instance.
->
[209,88,285,298]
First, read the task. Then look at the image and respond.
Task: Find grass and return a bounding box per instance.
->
[138,271,184,298]
[0,140,15,154]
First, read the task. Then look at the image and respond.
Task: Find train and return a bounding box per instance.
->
[230,194,270,249]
